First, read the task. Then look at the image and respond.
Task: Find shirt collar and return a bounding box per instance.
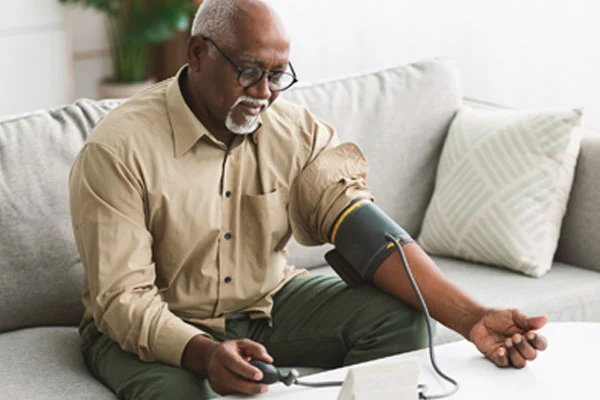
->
[167,66,263,157]
[252,122,264,145]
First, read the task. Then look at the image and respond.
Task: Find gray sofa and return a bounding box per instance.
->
[1,59,599,399]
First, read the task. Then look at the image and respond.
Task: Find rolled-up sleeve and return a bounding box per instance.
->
[289,114,374,246]
[69,143,205,367]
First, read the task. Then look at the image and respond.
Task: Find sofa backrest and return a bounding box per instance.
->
[0,59,462,331]
[0,99,121,333]
[555,126,600,273]
[282,58,463,269]
[2,60,595,333]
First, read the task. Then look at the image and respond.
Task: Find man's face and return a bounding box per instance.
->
[189,15,291,136]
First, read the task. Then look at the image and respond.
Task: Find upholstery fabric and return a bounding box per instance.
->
[0,327,115,399]
[282,58,462,269]
[418,106,583,277]
[556,128,600,272]
[0,99,121,332]
[310,256,600,344]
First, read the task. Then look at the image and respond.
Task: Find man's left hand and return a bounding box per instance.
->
[469,309,548,368]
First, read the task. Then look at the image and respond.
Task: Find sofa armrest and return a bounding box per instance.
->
[556,126,600,272]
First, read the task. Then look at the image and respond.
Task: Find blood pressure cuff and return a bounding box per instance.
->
[325,198,414,287]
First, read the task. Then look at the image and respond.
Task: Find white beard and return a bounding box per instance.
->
[225,95,269,135]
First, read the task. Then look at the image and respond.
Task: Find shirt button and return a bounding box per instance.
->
[224,276,232,283]
[225,191,232,198]
[224,232,232,240]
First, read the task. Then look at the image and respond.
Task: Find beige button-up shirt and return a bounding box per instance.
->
[69,67,372,367]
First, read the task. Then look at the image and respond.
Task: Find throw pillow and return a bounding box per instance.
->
[418,106,583,277]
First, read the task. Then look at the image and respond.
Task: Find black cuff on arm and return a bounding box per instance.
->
[325,198,414,287]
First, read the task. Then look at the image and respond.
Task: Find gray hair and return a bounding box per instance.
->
[191,0,271,46]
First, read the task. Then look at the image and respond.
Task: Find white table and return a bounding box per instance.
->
[221,322,599,399]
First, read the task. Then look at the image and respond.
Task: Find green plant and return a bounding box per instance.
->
[60,0,195,83]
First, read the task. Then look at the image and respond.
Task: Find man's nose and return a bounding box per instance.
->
[246,74,271,100]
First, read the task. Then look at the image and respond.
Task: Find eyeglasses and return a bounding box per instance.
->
[202,36,298,92]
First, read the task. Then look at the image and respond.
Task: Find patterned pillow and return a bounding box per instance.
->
[418,106,583,277]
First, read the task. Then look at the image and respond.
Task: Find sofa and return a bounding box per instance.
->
[1,58,599,399]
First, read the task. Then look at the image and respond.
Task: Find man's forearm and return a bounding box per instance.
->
[372,242,488,340]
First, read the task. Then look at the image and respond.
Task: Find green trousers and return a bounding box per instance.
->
[82,275,429,399]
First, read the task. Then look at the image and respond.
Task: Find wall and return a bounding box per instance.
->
[0,0,69,116]
[64,1,203,101]
[67,6,112,102]
[270,0,600,128]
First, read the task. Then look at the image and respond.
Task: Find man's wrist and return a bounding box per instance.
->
[181,334,219,377]
[461,306,491,341]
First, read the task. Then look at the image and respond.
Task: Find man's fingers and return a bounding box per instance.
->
[238,339,274,363]
[526,315,549,330]
[526,331,548,351]
[513,334,537,361]
[213,367,268,396]
[222,351,263,381]
[227,373,268,395]
[506,338,527,368]
[513,310,548,331]
[491,347,509,368]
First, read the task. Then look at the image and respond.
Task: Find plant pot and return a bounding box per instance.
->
[97,78,156,99]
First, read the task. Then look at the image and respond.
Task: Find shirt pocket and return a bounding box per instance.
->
[240,186,292,268]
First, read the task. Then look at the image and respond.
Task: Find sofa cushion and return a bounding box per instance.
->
[282,58,463,269]
[310,256,600,344]
[0,327,115,399]
[0,99,121,332]
[418,106,583,277]
[431,256,600,343]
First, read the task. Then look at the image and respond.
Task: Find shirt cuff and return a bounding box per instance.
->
[153,316,209,367]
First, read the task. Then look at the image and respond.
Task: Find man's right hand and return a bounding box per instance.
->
[182,334,273,396]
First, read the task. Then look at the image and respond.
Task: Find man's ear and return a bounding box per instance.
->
[187,35,208,72]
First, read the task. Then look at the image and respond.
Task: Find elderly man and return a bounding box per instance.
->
[69,0,548,399]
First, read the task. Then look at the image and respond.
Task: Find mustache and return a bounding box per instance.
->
[231,95,269,110]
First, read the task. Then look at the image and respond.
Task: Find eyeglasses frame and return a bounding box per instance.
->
[201,35,298,92]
